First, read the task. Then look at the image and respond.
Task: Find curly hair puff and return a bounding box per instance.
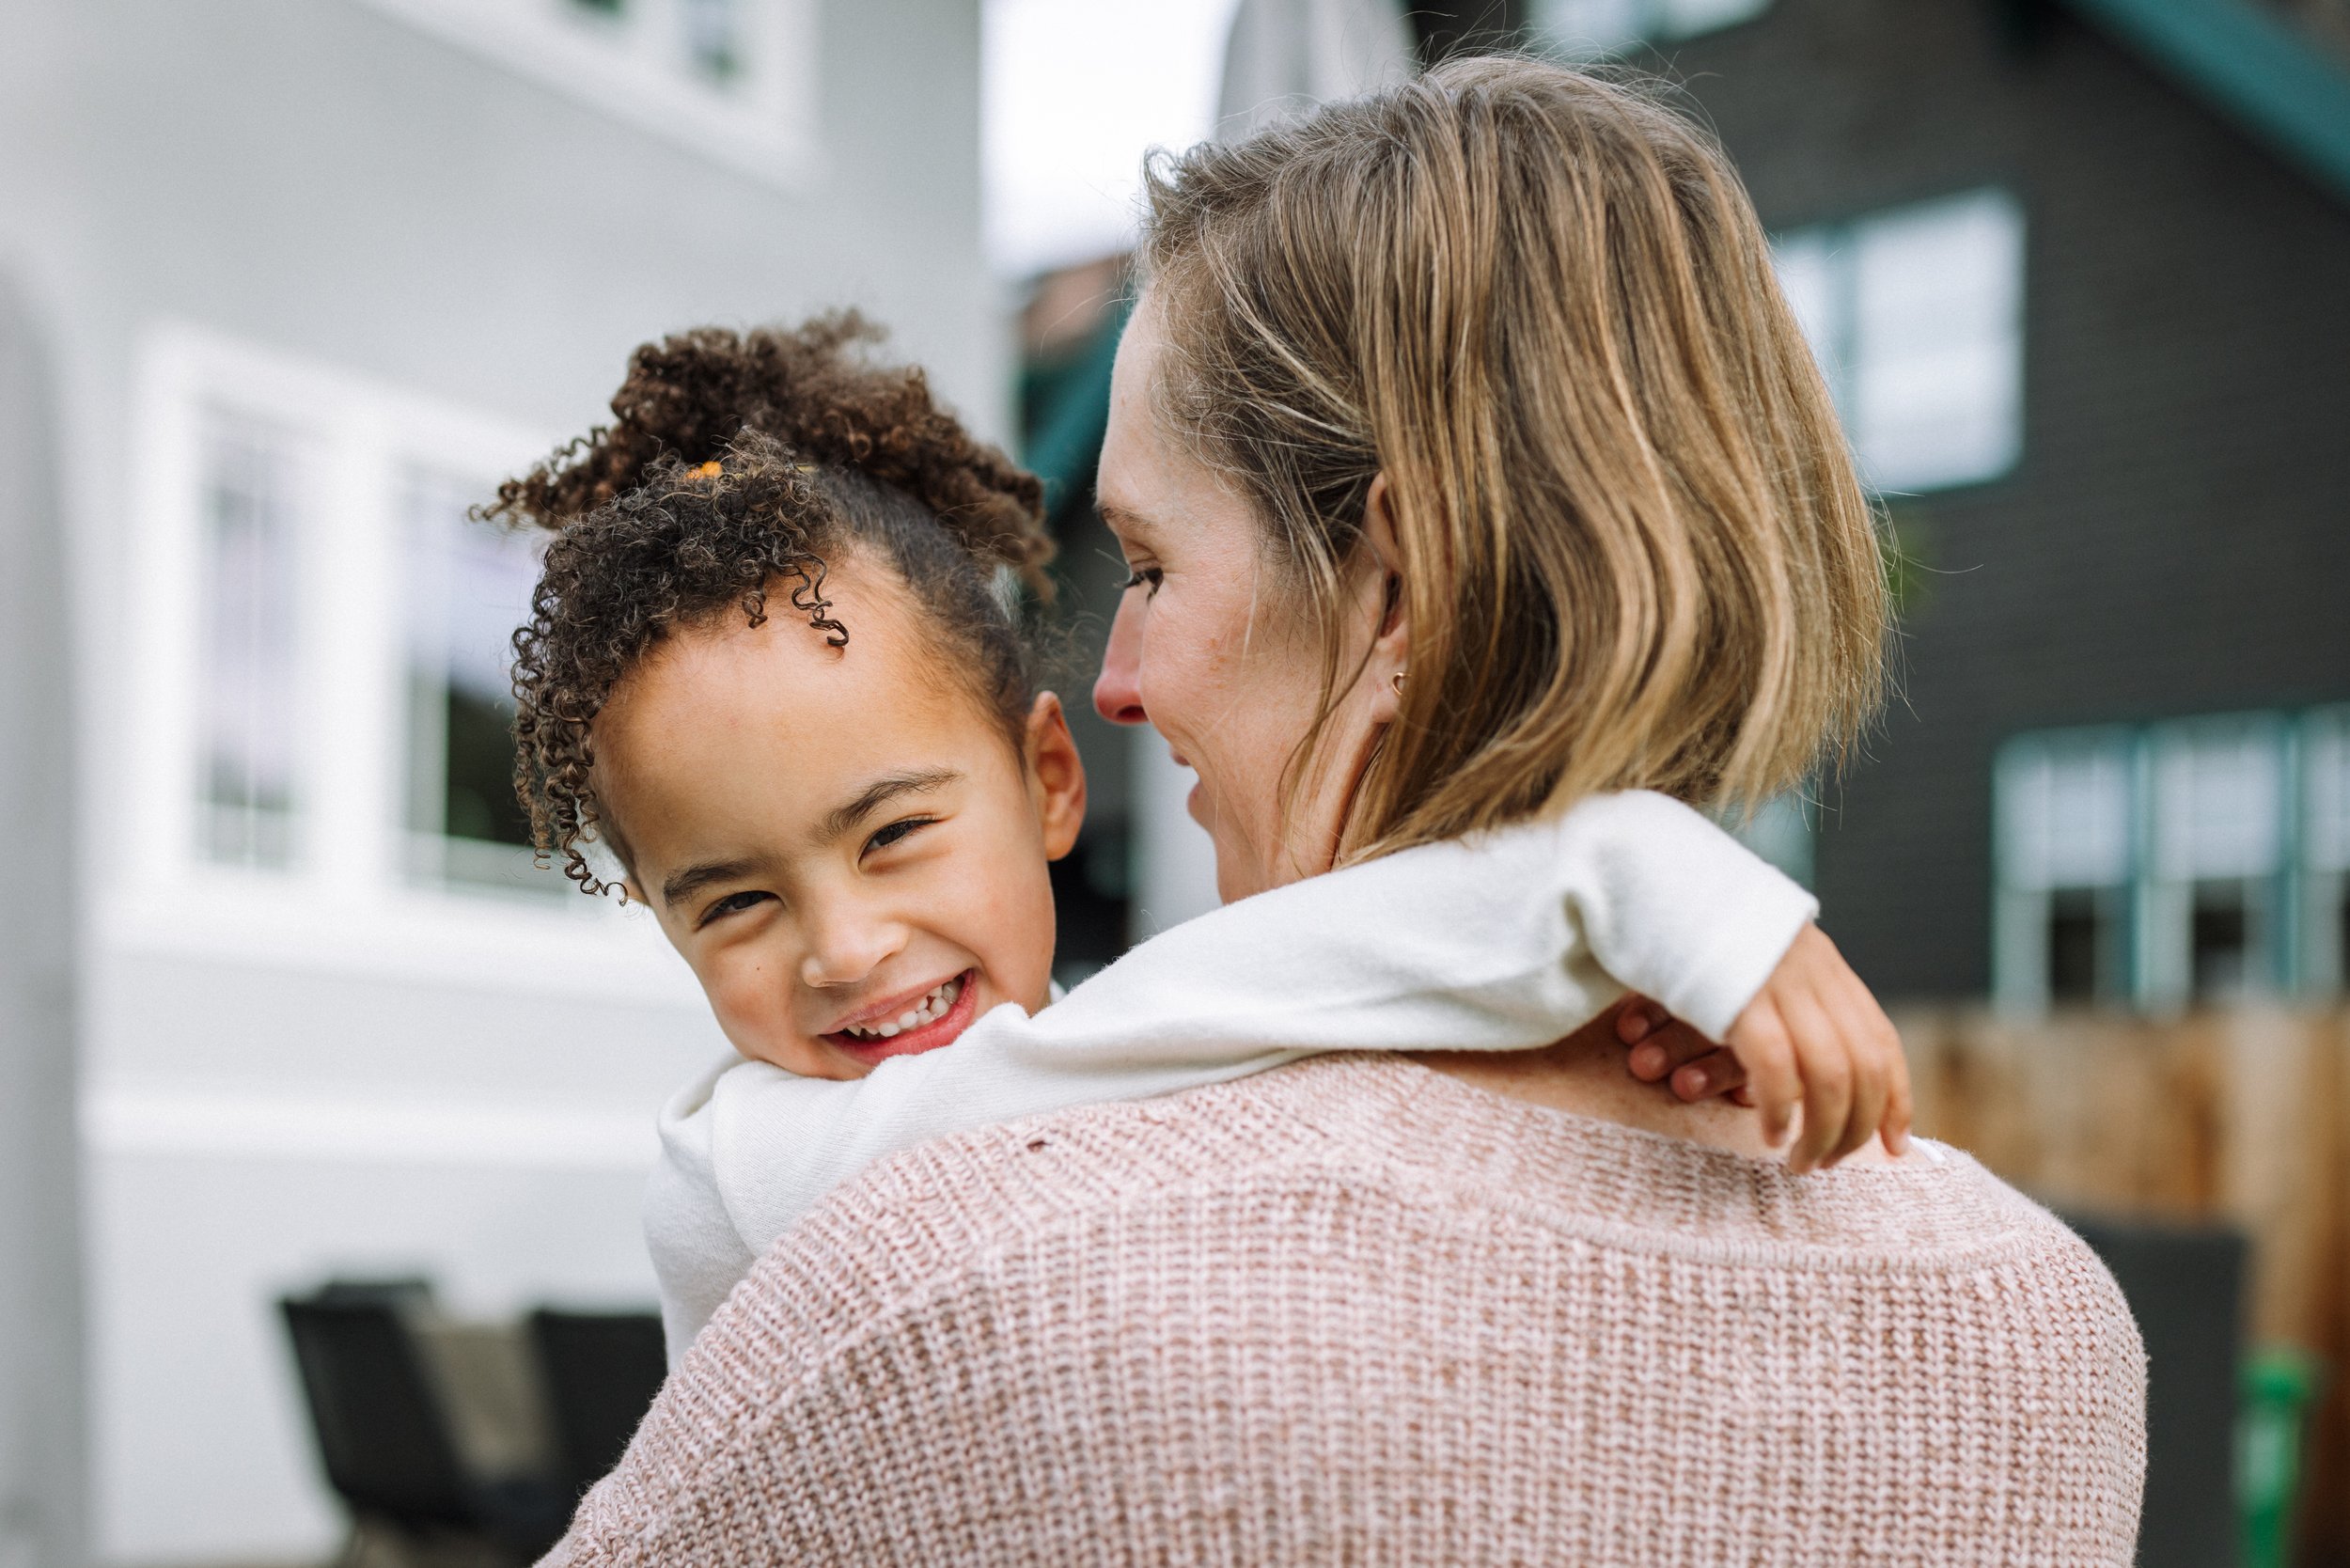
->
[501,320,1054,897]
[486,312,1055,598]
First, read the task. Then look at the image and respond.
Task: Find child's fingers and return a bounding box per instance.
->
[1727,1001,1799,1151]
[1627,1018,1717,1086]
[1614,995,1671,1046]
[1826,1045,1888,1167]
[1778,986,1852,1174]
[1825,963,1912,1156]
[1668,1048,1747,1102]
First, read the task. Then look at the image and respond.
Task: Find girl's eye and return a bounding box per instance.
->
[866,816,936,855]
[699,889,773,927]
[1122,566,1164,596]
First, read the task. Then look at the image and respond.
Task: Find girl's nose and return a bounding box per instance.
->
[797,895,905,991]
[1092,588,1150,726]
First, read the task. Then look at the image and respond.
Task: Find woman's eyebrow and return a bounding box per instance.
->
[821,767,962,842]
[1095,500,1154,545]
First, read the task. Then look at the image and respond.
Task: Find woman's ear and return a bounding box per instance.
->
[1024,691,1089,860]
[1361,474,1411,723]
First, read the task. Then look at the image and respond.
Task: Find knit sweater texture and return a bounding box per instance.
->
[550,1055,2147,1566]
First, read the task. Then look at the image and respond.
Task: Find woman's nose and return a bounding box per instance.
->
[1092,588,1150,726]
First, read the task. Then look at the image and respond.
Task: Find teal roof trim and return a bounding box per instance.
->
[2065,0,2350,206]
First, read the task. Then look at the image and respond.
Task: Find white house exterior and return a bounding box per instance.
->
[0,1,996,1560]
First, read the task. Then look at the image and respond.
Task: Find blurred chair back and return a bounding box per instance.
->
[279,1294,475,1531]
[526,1309,667,1497]
[2067,1215,2246,1568]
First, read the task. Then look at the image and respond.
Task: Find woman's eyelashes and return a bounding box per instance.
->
[1122,566,1165,596]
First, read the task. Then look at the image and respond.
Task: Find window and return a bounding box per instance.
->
[1532,0,1772,55]
[1995,731,2134,1010]
[2302,707,2350,995]
[402,470,562,895]
[2152,715,2286,1003]
[195,413,307,870]
[1775,189,2025,494]
[354,0,813,188]
[120,325,682,1000]
[1994,710,2345,1013]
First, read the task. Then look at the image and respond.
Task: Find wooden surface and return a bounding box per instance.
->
[1898,1007,2350,1565]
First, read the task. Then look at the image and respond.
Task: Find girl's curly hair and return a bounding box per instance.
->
[488,313,1054,595]
[492,318,1056,896]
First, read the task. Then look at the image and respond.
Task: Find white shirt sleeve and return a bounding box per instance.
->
[654,790,1814,1354]
[642,1056,757,1368]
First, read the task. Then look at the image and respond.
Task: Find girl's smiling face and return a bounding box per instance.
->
[591,552,1085,1079]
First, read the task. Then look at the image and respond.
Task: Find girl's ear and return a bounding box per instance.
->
[1024,691,1089,860]
[1361,474,1411,724]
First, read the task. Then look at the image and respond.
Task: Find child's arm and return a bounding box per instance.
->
[684,792,1874,1282]
[1620,922,1910,1172]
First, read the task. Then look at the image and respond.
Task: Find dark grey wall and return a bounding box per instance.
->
[1662,0,2350,997]
[0,275,84,1568]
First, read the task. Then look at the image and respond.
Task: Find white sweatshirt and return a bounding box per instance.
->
[645,790,1816,1360]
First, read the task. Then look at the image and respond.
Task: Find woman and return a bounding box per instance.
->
[546,59,2145,1565]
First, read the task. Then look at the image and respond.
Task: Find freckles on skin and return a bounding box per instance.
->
[1102,306,1392,902]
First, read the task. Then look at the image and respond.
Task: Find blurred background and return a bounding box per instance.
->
[1,0,2345,1563]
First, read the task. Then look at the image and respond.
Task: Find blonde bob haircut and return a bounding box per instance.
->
[1138,55,1888,861]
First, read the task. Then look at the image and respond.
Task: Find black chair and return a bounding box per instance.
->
[280,1292,570,1565]
[526,1309,669,1499]
[2065,1215,2246,1568]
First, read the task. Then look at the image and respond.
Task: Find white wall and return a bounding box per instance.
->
[0,271,86,1568]
[0,0,995,1560]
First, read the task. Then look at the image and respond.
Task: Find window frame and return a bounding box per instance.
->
[1530,0,1774,55]
[116,322,693,1005]
[1993,709,2345,1016]
[349,0,819,191]
[1773,187,2027,496]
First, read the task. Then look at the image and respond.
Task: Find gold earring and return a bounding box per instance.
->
[1390,669,1407,697]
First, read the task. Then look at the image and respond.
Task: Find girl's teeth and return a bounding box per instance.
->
[843,975,965,1041]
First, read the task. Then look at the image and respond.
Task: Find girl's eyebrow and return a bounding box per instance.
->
[820,768,962,842]
[663,856,761,911]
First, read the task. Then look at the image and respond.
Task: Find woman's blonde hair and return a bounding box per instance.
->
[1139,55,1887,859]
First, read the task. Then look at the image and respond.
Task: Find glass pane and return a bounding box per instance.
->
[1657,0,1771,36]
[404,470,560,894]
[1848,189,2024,492]
[1998,733,2132,892]
[1531,0,1649,56]
[196,413,305,869]
[2305,708,2350,873]
[2047,888,2117,1002]
[2191,883,2254,1000]
[2154,718,2284,882]
[1771,229,1846,403]
[682,0,742,80]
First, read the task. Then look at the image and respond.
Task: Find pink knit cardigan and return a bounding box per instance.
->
[548,1056,2146,1565]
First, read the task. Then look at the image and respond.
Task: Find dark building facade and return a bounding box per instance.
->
[1417,0,2350,1004]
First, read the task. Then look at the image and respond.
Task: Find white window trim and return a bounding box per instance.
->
[351,0,821,192]
[1993,710,2345,1017]
[116,321,699,1007]
[1775,187,2026,496]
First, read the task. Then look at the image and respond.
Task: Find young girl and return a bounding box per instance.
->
[492,319,1910,1359]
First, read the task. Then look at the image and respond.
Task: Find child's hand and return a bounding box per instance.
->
[1616,924,1910,1172]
